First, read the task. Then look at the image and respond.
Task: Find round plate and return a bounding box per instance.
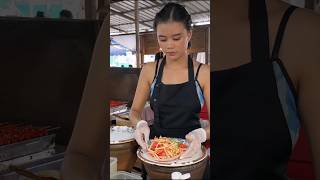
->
[110,126,135,144]
[137,139,208,167]
[145,138,188,162]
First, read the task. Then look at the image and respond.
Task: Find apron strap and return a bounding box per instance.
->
[153,57,161,81]
[155,56,166,85]
[271,6,297,60]
[152,56,166,125]
[188,55,195,82]
[249,0,270,62]
[195,63,203,80]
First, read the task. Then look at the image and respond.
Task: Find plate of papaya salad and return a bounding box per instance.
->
[137,136,208,167]
[145,136,188,162]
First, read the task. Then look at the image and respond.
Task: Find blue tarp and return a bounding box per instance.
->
[110,46,127,56]
[110,38,131,56]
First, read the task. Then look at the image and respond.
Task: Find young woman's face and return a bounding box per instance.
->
[156,21,192,61]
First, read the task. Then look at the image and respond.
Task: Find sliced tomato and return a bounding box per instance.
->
[156,149,165,156]
[179,143,188,149]
[150,141,158,150]
[151,142,158,148]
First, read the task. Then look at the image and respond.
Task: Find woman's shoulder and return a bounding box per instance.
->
[287,8,320,56]
[281,7,320,90]
[293,8,320,81]
[192,60,210,73]
[142,61,158,73]
[287,7,320,39]
[192,60,210,88]
[140,61,159,82]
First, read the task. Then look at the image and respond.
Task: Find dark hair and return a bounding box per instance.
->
[154,3,192,48]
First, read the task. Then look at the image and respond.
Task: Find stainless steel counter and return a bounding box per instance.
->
[0,145,65,180]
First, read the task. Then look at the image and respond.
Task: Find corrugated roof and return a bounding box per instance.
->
[110,0,210,35]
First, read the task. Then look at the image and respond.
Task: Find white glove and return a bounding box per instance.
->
[171,172,191,180]
[180,128,206,159]
[134,120,150,150]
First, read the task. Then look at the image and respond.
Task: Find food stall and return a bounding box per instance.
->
[109,0,211,178]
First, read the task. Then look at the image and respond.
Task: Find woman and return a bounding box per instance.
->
[130,3,210,160]
[213,0,320,179]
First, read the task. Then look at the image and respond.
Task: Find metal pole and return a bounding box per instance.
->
[85,0,97,19]
[207,26,210,65]
[97,0,107,20]
[135,0,140,68]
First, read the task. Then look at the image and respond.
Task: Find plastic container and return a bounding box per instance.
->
[110,157,117,178]
[111,171,142,180]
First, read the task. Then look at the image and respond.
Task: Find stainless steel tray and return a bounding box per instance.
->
[0,146,65,180]
[0,134,55,162]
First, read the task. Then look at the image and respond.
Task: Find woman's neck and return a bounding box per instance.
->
[165,54,189,70]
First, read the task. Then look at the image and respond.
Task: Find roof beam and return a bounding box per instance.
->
[110,0,125,3]
[191,10,210,16]
[152,1,163,6]
[121,6,209,17]
[118,0,208,14]
[110,9,153,28]
[110,26,127,33]
[110,3,129,13]
[110,10,210,27]
[121,4,163,14]
[110,20,152,27]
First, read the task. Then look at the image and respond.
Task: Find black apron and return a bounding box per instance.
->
[212,1,297,179]
[149,56,202,139]
[141,56,210,180]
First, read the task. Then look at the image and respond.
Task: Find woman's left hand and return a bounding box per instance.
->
[180,128,207,159]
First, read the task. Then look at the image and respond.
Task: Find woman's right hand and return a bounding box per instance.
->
[134,120,150,150]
